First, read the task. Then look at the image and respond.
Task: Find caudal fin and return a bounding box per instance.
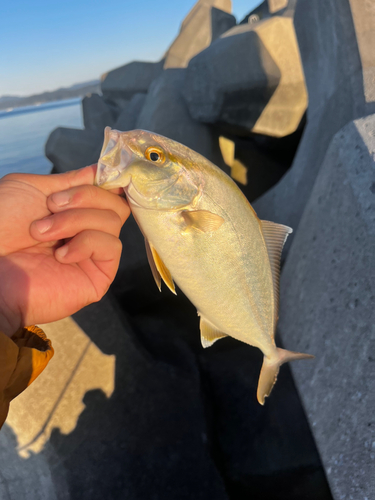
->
[257,348,314,405]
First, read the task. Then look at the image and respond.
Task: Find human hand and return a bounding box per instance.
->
[0,165,129,336]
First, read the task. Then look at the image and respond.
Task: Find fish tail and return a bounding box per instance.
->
[257,348,314,405]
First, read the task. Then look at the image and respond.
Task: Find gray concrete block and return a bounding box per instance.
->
[82,93,115,131]
[254,0,375,241]
[136,69,226,169]
[45,127,103,173]
[278,114,375,500]
[114,93,146,131]
[1,294,229,499]
[210,7,236,42]
[348,0,375,105]
[239,1,270,24]
[239,0,294,24]
[218,130,304,202]
[101,60,164,104]
[183,15,307,138]
[268,0,288,14]
[163,0,233,69]
[184,25,280,130]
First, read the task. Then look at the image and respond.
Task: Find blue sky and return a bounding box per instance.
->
[1,0,261,96]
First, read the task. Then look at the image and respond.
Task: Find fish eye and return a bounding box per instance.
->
[145,146,165,164]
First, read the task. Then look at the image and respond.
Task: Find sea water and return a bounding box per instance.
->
[0,98,83,179]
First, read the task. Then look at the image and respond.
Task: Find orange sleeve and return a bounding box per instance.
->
[0,325,54,428]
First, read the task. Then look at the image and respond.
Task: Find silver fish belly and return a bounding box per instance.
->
[129,170,275,356]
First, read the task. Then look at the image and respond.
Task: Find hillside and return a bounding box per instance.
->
[0,80,100,110]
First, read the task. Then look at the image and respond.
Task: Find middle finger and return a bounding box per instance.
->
[30,208,124,242]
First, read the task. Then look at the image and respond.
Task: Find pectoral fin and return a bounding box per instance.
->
[199,314,228,348]
[145,239,176,294]
[182,210,225,233]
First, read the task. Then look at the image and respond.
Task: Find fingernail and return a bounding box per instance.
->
[56,245,68,258]
[34,217,53,234]
[51,191,71,207]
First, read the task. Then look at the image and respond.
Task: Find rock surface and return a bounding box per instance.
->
[278,114,375,500]
[136,69,226,170]
[101,60,164,105]
[211,7,236,42]
[239,0,294,24]
[1,294,229,500]
[114,93,146,131]
[163,0,233,69]
[82,93,115,131]
[218,130,304,202]
[45,127,103,173]
[268,0,289,14]
[183,11,307,138]
[197,339,332,500]
[254,0,375,238]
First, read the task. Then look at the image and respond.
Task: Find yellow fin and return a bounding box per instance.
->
[182,210,225,233]
[257,348,314,405]
[199,314,228,348]
[260,220,293,330]
[145,238,161,292]
[149,242,176,295]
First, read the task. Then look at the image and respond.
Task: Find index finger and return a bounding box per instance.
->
[5,165,98,196]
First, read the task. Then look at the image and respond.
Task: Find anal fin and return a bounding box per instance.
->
[199,313,228,348]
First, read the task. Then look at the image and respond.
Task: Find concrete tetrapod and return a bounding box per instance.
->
[254,0,375,245]
[278,114,375,500]
[183,12,307,138]
[136,69,226,170]
[45,127,103,173]
[101,60,164,107]
[163,0,234,69]
[82,93,116,131]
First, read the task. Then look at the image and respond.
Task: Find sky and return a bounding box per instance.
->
[1,0,261,97]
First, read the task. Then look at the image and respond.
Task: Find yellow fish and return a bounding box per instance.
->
[95,127,313,404]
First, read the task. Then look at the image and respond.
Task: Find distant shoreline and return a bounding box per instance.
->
[0,98,82,120]
[0,80,100,111]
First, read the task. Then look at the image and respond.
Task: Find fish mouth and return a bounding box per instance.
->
[94,128,132,189]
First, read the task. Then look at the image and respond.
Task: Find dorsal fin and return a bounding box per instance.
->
[199,313,228,348]
[146,242,177,295]
[260,220,293,330]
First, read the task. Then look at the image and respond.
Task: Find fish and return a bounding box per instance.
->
[95,127,314,404]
